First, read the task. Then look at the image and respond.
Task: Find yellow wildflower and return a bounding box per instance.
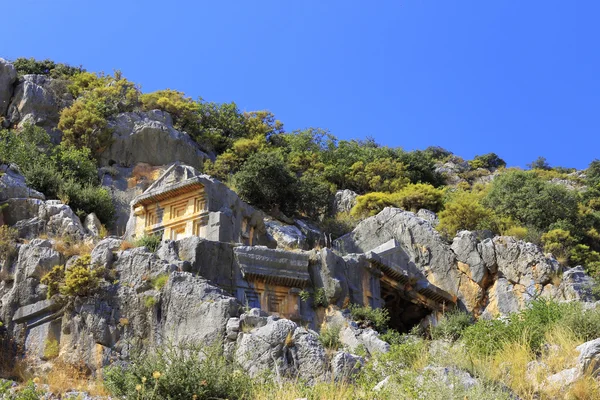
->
[152,371,161,379]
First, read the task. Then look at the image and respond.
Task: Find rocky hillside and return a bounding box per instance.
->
[1,57,600,399]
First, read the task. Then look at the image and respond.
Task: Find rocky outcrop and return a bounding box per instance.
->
[417,208,439,227]
[340,324,390,357]
[0,59,17,118]
[576,338,600,378]
[100,111,209,169]
[0,239,61,324]
[334,207,462,299]
[0,164,45,202]
[234,314,328,382]
[333,189,358,214]
[265,219,307,249]
[6,75,71,141]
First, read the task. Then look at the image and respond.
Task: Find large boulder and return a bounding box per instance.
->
[340,324,390,356]
[235,317,298,377]
[553,266,596,302]
[265,219,307,249]
[6,75,71,141]
[452,231,488,286]
[333,189,358,214]
[576,338,600,377]
[0,164,45,202]
[334,207,461,298]
[161,272,240,346]
[0,239,61,323]
[0,59,17,117]
[492,236,561,286]
[100,111,209,169]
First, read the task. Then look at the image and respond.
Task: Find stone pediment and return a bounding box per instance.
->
[234,246,310,288]
[366,239,456,310]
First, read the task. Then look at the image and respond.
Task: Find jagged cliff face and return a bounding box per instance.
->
[0,56,597,384]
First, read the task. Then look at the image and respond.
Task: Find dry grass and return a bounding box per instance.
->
[42,359,109,397]
[253,380,359,400]
[53,236,93,258]
[464,325,597,400]
[120,240,134,251]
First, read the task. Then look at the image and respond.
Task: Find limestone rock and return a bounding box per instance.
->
[265,219,307,249]
[90,237,122,267]
[235,317,298,377]
[481,278,525,318]
[240,308,269,330]
[39,201,87,239]
[100,111,208,169]
[576,338,600,377]
[84,213,102,237]
[546,367,578,389]
[331,352,364,381]
[452,231,488,286]
[340,326,390,356]
[492,236,561,285]
[0,164,45,202]
[334,207,461,298]
[420,366,478,390]
[6,75,71,140]
[0,58,17,117]
[289,327,328,382]
[477,238,497,273]
[14,239,61,282]
[161,272,240,346]
[416,209,439,227]
[554,266,596,302]
[333,189,358,214]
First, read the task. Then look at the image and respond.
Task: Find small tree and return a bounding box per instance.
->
[527,156,551,170]
[232,152,299,216]
[468,153,506,170]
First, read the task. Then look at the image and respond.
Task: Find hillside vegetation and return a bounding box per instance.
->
[2,58,600,400]
[3,58,600,280]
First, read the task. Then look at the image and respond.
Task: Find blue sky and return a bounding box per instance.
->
[2,1,599,169]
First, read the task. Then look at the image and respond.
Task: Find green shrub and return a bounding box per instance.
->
[12,57,84,78]
[0,125,114,225]
[461,318,510,356]
[436,190,495,238]
[61,255,105,297]
[59,72,139,150]
[144,296,157,308]
[379,329,404,345]
[60,179,114,224]
[232,151,299,216]
[40,265,65,298]
[135,234,162,253]
[312,288,329,308]
[151,274,169,290]
[462,299,569,356]
[351,192,396,218]
[103,343,254,400]
[542,229,576,264]
[559,303,600,341]
[0,225,18,261]
[394,183,444,213]
[430,310,472,341]
[140,89,200,136]
[43,339,59,360]
[318,324,341,350]
[468,153,506,170]
[319,212,360,240]
[484,170,578,232]
[348,304,390,332]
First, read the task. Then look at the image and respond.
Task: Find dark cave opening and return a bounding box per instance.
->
[381,281,432,333]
